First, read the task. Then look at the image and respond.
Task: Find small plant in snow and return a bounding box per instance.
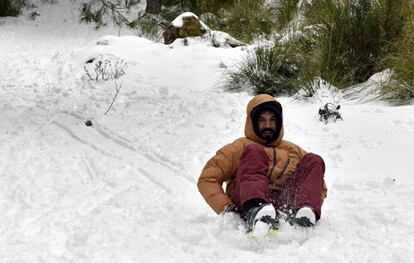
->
[104,81,123,115]
[84,54,127,81]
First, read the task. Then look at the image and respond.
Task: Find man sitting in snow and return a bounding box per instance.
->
[198,94,327,234]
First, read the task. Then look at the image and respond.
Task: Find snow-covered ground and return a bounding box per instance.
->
[1,1,414,262]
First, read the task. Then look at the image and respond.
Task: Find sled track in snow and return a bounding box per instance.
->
[51,111,193,193]
[70,112,195,184]
[52,120,119,159]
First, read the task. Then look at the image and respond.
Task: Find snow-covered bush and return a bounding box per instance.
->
[84,54,127,81]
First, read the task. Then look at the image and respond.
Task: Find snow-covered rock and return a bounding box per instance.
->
[163,12,245,48]
[163,12,208,44]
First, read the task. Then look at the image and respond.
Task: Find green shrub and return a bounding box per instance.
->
[218,0,275,42]
[180,0,233,14]
[139,14,164,41]
[226,41,302,96]
[302,0,407,88]
[164,0,275,43]
[159,2,184,26]
[225,0,412,98]
[79,0,274,43]
[382,2,414,101]
[271,0,300,31]
[288,28,322,96]
[0,0,25,17]
[159,0,233,21]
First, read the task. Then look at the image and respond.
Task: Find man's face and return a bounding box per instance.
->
[257,110,277,141]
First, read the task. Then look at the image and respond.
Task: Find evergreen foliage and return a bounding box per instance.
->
[226,41,301,96]
[227,0,412,99]
[302,0,407,88]
[0,0,25,17]
[161,0,233,14]
[80,0,275,42]
[271,0,300,31]
[382,1,414,101]
[77,0,414,101]
[80,0,165,39]
[80,0,142,30]
[221,0,273,42]
[159,0,274,42]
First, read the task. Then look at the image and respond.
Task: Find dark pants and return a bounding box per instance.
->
[231,144,325,220]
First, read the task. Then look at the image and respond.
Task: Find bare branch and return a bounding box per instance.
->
[104,81,123,115]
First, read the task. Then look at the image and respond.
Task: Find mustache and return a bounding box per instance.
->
[260,128,274,133]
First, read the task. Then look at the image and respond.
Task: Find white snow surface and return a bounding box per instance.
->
[1,2,414,262]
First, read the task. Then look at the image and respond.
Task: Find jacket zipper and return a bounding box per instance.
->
[267,148,291,180]
[278,159,290,179]
[267,147,277,179]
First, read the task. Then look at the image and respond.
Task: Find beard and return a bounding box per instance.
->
[260,127,275,142]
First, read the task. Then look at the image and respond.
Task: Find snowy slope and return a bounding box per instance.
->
[1,1,414,262]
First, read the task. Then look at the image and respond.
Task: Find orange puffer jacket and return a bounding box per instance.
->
[197,94,328,214]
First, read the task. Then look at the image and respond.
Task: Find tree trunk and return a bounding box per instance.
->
[146,0,161,14]
[200,0,207,10]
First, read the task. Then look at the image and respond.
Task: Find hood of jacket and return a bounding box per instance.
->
[244,94,284,146]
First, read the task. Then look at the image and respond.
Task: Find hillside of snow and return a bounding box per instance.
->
[1,1,414,262]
